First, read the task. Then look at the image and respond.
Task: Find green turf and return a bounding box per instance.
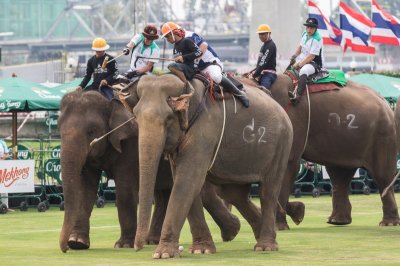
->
[0,194,399,265]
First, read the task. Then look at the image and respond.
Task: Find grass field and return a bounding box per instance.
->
[0,194,399,265]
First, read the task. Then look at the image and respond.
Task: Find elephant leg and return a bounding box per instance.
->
[201,181,241,242]
[187,194,216,254]
[218,184,261,240]
[326,166,355,225]
[113,167,139,248]
[277,159,304,230]
[153,165,209,259]
[67,167,101,250]
[370,173,400,226]
[147,189,171,244]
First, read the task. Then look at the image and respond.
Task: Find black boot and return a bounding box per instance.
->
[288,74,307,105]
[220,76,249,108]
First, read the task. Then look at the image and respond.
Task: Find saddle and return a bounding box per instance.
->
[284,67,345,94]
[193,73,244,101]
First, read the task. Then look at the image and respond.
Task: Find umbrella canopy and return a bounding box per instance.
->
[52,79,82,94]
[0,77,64,112]
[0,77,67,158]
[348,73,400,103]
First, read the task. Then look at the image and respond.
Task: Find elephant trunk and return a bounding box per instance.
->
[59,146,86,252]
[134,122,166,251]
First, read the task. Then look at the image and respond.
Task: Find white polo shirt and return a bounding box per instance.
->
[297,31,324,66]
[129,33,160,72]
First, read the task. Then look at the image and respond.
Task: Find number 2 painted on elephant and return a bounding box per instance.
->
[243,118,267,144]
[328,113,358,129]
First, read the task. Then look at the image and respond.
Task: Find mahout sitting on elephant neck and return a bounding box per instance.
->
[58,89,241,253]
[129,74,293,258]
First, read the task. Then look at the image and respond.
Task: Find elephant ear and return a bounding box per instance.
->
[122,80,140,110]
[167,82,195,131]
[108,99,136,153]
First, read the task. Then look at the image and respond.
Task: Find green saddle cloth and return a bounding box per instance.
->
[313,69,347,86]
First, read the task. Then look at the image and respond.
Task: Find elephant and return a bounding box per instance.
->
[395,100,400,152]
[240,74,400,229]
[126,74,293,258]
[58,90,240,253]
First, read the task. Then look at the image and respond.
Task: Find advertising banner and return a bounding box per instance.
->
[0,160,35,193]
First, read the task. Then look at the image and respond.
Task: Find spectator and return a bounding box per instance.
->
[0,138,9,212]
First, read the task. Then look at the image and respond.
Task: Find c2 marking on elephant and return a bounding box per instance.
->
[243,118,267,144]
[328,113,358,129]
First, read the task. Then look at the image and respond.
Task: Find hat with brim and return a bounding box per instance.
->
[142,32,159,40]
[92,45,110,51]
[303,17,318,28]
[142,25,159,40]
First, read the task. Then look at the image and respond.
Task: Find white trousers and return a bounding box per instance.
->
[200,63,224,83]
[299,63,316,77]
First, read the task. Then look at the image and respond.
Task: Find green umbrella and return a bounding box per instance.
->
[348,73,400,103]
[0,77,66,158]
[0,77,63,112]
[52,79,83,95]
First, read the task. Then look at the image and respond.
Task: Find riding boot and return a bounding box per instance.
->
[168,65,187,83]
[288,74,307,105]
[220,76,249,108]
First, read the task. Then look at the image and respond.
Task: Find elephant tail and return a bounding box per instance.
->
[381,170,400,198]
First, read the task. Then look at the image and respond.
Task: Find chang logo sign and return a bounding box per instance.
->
[32,87,61,99]
[51,145,61,159]
[9,144,33,160]
[45,115,59,129]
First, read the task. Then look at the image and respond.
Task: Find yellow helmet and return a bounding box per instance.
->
[91,37,110,51]
[161,22,181,38]
[256,24,271,34]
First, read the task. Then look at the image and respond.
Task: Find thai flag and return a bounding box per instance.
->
[339,1,376,54]
[308,0,342,46]
[371,0,400,46]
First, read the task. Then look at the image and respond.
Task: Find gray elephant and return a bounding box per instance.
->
[241,75,400,229]
[126,74,293,258]
[58,90,240,253]
[395,100,400,152]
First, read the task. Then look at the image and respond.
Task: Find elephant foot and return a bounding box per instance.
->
[286,201,305,225]
[188,240,216,254]
[254,240,279,252]
[276,210,290,230]
[146,235,160,245]
[379,217,400,226]
[114,237,134,248]
[221,214,241,242]
[327,214,352,225]
[67,233,90,250]
[152,242,181,259]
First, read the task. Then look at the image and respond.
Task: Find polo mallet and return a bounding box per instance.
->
[136,55,175,61]
[102,52,126,69]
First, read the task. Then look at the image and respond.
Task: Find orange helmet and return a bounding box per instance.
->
[91,37,110,51]
[161,22,181,38]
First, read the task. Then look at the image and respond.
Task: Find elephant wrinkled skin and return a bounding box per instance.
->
[241,75,400,229]
[128,74,293,258]
[58,91,240,253]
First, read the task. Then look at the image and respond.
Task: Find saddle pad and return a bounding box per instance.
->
[313,69,347,86]
[305,82,341,94]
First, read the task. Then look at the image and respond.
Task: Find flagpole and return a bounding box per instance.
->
[340,48,344,71]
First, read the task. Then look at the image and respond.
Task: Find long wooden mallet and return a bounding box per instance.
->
[102,52,126,69]
[136,55,175,61]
